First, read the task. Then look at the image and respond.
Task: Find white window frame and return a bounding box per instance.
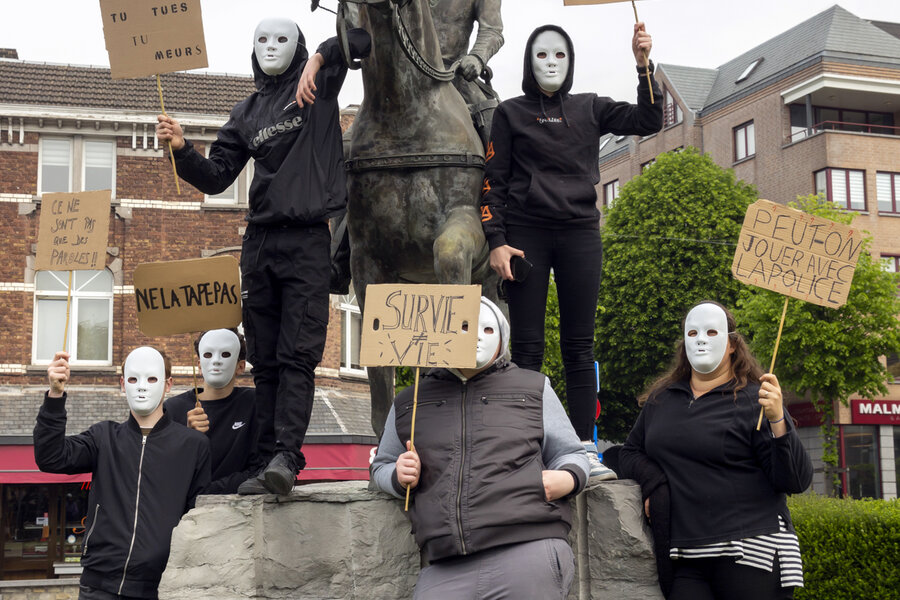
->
[38,137,74,196]
[877,172,900,214]
[604,180,620,208]
[32,269,114,366]
[816,168,866,211]
[734,121,755,161]
[82,138,117,197]
[338,290,367,378]
[39,136,117,198]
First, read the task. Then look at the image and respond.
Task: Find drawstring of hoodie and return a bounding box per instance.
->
[538,94,570,128]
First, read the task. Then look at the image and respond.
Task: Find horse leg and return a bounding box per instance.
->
[433,205,484,285]
[351,244,397,440]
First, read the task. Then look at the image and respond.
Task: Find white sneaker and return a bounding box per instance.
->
[583,441,617,483]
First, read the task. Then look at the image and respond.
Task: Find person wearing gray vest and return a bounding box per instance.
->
[371,297,589,599]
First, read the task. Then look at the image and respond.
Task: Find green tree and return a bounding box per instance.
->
[594,148,757,441]
[735,195,900,495]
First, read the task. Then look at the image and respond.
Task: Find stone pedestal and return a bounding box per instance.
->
[160,480,662,600]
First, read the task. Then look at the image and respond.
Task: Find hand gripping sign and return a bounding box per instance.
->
[361,284,480,509]
[732,199,862,428]
[99,0,209,193]
[562,0,655,103]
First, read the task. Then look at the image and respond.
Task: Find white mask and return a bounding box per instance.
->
[475,304,502,369]
[254,17,299,76]
[684,304,729,375]
[198,329,241,389]
[531,30,570,94]
[123,347,167,417]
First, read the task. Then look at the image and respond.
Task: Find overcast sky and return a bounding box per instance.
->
[4,1,900,110]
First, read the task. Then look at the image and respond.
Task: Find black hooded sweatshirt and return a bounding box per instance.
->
[481,25,662,249]
[173,26,370,226]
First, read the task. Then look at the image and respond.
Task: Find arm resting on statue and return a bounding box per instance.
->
[314,29,372,100]
[480,105,513,249]
[541,379,589,496]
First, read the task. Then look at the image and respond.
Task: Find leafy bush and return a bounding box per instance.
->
[788,494,900,599]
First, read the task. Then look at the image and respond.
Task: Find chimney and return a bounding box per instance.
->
[0,49,19,59]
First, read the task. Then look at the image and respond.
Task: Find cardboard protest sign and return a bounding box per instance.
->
[732,199,862,308]
[360,284,481,368]
[35,191,111,271]
[100,0,208,79]
[133,256,241,336]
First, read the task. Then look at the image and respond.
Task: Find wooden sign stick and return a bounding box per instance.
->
[631,0,654,104]
[156,75,182,195]
[757,296,789,430]
[62,271,73,353]
[404,366,421,512]
[190,334,201,409]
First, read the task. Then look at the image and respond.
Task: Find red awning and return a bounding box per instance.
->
[0,446,92,484]
[1,443,376,484]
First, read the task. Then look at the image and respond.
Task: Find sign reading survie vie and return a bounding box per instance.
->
[360,284,481,368]
[732,200,862,308]
[35,191,111,272]
[100,0,208,79]
[132,256,241,336]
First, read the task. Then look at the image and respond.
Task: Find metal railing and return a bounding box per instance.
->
[789,120,900,143]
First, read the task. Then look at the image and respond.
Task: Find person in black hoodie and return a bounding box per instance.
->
[480,23,662,480]
[164,328,261,495]
[620,302,812,599]
[35,347,210,600]
[156,18,370,495]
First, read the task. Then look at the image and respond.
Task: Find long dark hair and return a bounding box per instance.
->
[639,301,763,405]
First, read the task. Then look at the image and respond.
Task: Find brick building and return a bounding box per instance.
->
[597,5,900,500]
[0,54,373,580]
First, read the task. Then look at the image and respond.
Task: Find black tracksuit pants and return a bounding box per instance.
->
[240,222,331,467]
[505,224,603,441]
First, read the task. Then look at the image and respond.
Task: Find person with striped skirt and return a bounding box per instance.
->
[620,301,813,599]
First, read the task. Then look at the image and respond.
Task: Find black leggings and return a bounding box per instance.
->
[506,224,602,440]
[669,557,794,600]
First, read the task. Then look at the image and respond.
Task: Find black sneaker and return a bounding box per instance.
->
[237,474,269,495]
[263,452,299,495]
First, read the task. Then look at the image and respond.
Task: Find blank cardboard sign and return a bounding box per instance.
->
[35,191,111,272]
[133,255,241,336]
[360,284,481,368]
[732,200,862,308]
[100,0,208,79]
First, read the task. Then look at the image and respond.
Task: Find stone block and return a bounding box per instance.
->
[161,480,662,600]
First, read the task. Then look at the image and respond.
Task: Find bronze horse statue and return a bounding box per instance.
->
[337,0,498,436]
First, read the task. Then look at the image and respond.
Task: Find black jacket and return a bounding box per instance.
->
[164,387,260,494]
[481,25,662,248]
[620,380,813,548]
[34,394,210,599]
[173,28,371,226]
[376,360,587,563]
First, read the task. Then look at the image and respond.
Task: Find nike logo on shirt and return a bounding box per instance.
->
[232,421,246,430]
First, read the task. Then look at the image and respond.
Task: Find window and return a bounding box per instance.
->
[815,168,866,211]
[39,138,72,194]
[641,159,655,172]
[663,88,683,127]
[33,270,113,365]
[603,180,619,208]
[338,290,365,377]
[598,137,611,153]
[39,137,116,197]
[841,425,880,499]
[877,172,900,214]
[83,140,115,193]
[733,121,755,161]
[881,254,900,273]
[735,58,763,83]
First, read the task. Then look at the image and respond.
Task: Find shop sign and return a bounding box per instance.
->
[851,399,900,425]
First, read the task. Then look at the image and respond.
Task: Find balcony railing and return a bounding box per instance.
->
[789,120,900,143]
